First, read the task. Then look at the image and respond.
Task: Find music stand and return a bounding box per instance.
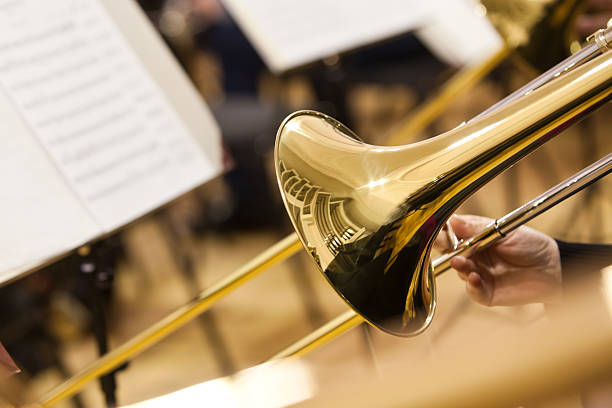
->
[0,0,224,405]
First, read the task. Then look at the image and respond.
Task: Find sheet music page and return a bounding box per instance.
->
[415,0,503,67]
[0,0,223,283]
[0,92,101,283]
[0,0,221,232]
[221,0,504,72]
[100,0,224,186]
[220,0,438,73]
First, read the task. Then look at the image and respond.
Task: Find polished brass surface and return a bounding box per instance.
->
[483,0,583,71]
[389,0,585,146]
[275,50,612,336]
[272,152,612,358]
[269,310,362,360]
[514,0,583,71]
[482,0,551,48]
[31,23,612,407]
[588,24,612,51]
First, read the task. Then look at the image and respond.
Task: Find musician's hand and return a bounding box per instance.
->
[438,215,562,307]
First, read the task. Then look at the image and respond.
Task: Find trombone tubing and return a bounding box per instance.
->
[31,26,612,407]
[271,27,612,355]
[387,25,612,146]
[270,153,612,361]
[31,234,302,408]
[270,310,363,360]
[24,44,523,408]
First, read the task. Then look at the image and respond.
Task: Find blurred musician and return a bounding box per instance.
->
[439,214,612,408]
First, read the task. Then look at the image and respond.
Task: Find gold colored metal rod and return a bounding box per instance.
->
[385,46,510,146]
[270,153,612,362]
[269,310,363,360]
[432,153,612,276]
[267,240,508,362]
[294,277,612,408]
[32,233,302,408]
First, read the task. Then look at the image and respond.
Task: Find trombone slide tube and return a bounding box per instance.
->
[269,310,362,360]
[474,26,612,121]
[275,49,612,336]
[31,234,302,407]
[432,153,612,276]
[274,153,612,363]
[472,42,601,121]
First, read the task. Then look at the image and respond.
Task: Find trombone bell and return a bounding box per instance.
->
[274,49,612,337]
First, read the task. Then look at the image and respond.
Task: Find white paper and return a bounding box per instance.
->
[0,91,101,283]
[221,0,503,72]
[122,360,315,408]
[0,0,218,231]
[221,0,438,73]
[0,0,223,283]
[415,0,504,67]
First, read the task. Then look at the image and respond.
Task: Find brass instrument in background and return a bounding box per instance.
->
[28,25,612,408]
[388,0,583,145]
[274,26,612,336]
[485,0,582,66]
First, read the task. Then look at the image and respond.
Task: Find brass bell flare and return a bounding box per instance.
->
[274,49,612,336]
[274,111,441,336]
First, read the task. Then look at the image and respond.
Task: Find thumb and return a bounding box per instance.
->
[449,214,494,240]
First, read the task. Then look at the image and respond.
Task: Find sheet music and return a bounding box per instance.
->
[221,0,438,73]
[0,0,223,283]
[221,0,503,72]
[0,0,218,230]
[0,92,101,283]
[415,0,503,67]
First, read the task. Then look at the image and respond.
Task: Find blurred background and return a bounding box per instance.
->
[0,0,610,406]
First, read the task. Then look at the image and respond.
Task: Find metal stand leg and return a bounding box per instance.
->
[79,241,127,408]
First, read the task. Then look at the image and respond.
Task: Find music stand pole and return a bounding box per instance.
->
[78,241,127,408]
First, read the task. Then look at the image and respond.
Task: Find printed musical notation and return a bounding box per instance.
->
[0,0,218,230]
[0,0,222,282]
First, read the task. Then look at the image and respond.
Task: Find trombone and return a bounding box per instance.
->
[28,25,612,407]
[274,26,612,337]
[271,151,612,359]
[387,0,584,145]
